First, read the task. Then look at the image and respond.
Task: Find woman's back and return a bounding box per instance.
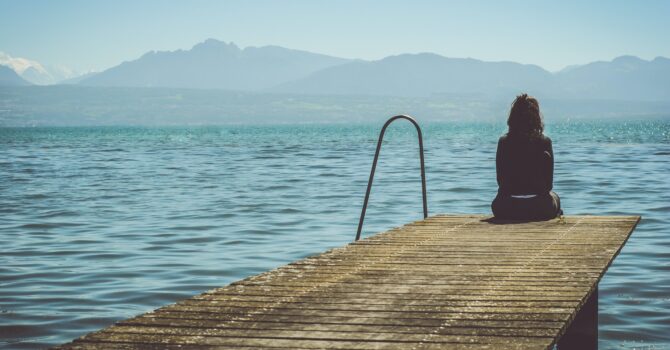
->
[496,133,553,196]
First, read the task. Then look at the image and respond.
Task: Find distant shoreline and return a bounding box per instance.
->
[1,86,669,127]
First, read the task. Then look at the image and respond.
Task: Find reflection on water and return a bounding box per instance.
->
[1,120,669,349]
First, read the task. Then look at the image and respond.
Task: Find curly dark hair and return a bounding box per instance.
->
[507,93,544,137]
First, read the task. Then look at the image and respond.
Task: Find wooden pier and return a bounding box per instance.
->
[55,214,639,350]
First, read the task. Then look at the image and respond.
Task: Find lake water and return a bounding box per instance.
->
[1,120,669,349]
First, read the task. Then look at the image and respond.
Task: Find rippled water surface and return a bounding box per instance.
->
[1,120,669,349]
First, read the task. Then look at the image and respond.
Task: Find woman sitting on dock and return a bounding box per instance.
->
[492,93,562,220]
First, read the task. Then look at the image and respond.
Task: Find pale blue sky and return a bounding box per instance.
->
[1,0,668,72]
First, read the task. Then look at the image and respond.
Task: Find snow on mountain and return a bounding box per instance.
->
[0,52,80,85]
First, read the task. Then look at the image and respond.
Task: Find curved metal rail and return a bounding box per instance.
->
[355,115,427,241]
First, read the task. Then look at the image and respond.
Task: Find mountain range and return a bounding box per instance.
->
[0,64,31,86]
[2,39,669,101]
[278,54,670,101]
[79,39,349,90]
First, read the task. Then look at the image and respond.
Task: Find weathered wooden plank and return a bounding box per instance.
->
[185,297,580,307]
[120,315,564,330]
[71,331,555,348]
[153,300,577,317]
[196,293,588,302]
[208,287,592,297]
[143,309,572,322]
[99,324,559,339]
[55,215,639,350]
[132,313,566,328]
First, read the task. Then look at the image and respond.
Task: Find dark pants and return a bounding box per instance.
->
[492,191,561,221]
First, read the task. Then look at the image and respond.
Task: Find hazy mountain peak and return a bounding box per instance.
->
[79,38,350,90]
[200,38,223,45]
[0,51,47,75]
[554,54,670,100]
[380,52,447,62]
[612,55,645,64]
[192,38,240,52]
[0,64,31,86]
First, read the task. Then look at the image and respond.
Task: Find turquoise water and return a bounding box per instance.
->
[1,120,669,349]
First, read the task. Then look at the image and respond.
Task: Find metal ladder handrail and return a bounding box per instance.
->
[355,115,427,241]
